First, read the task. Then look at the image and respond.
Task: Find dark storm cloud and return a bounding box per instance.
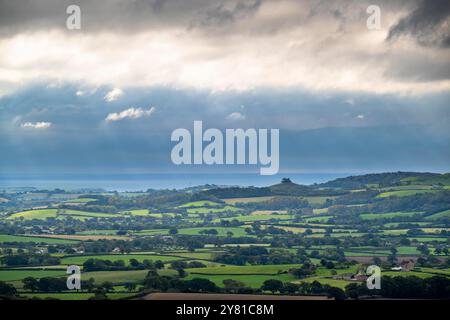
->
[0,0,264,35]
[387,0,450,48]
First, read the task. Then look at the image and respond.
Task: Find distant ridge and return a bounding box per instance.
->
[318,172,450,189]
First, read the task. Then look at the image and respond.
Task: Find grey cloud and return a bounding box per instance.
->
[0,0,420,36]
[191,0,262,29]
[1,84,449,173]
[387,0,450,48]
[0,0,264,36]
[384,51,450,81]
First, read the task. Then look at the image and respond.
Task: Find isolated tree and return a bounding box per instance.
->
[101,281,114,293]
[154,260,165,269]
[0,281,17,297]
[261,279,283,294]
[81,277,96,292]
[223,279,246,293]
[129,258,140,268]
[124,282,137,292]
[327,287,347,300]
[22,277,39,292]
[185,278,217,293]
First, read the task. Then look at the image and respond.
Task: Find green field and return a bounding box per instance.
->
[177,227,249,237]
[81,270,151,284]
[425,209,450,220]
[304,196,336,206]
[7,209,119,220]
[60,254,181,265]
[0,270,66,281]
[178,200,221,208]
[0,234,79,244]
[185,273,296,288]
[187,205,240,214]
[360,211,424,220]
[295,277,355,289]
[376,190,436,198]
[304,215,334,223]
[186,264,301,275]
[122,209,150,216]
[64,198,97,204]
[223,197,275,204]
[214,214,293,223]
[77,230,120,235]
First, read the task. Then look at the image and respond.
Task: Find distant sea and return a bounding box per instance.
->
[0,173,351,192]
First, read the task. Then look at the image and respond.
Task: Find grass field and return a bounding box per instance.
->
[60,254,181,265]
[77,230,120,235]
[187,205,240,214]
[63,198,97,204]
[0,234,79,244]
[185,273,296,288]
[7,209,119,220]
[186,264,301,275]
[133,229,169,236]
[122,209,149,216]
[0,270,66,281]
[25,234,131,241]
[376,190,436,198]
[164,252,215,260]
[214,214,293,223]
[304,215,334,223]
[178,201,221,208]
[360,211,424,220]
[294,277,355,289]
[269,226,325,234]
[223,197,275,204]
[80,269,151,283]
[177,227,249,237]
[303,196,336,206]
[408,237,448,242]
[6,209,58,220]
[250,210,287,215]
[425,209,450,220]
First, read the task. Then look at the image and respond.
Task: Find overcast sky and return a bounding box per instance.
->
[0,0,449,175]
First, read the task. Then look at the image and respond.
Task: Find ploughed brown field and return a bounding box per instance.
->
[140,293,330,300]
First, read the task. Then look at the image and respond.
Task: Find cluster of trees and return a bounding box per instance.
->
[0,281,17,298]
[83,258,165,272]
[22,277,67,293]
[141,270,346,299]
[215,247,303,265]
[289,262,317,279]
[318,172,443,189]
[20,276,121,296]
[345,276,450,299]
[369,191,450,215]
[0,253,60,267]
[240,197,310,210]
